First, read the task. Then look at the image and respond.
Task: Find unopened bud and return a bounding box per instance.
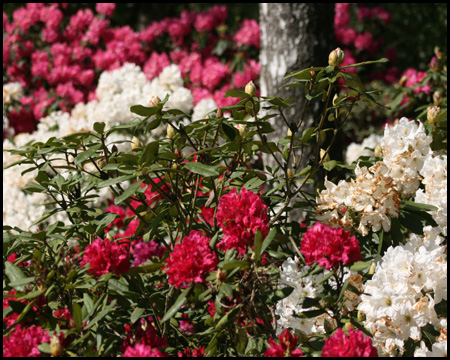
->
[167,124,176,139]
[216,268,227,283]
[374,144,383,158]
[131,136,143,149]
[111,144,118,154]
[97,152,107,168]
[320,149,330,163]
[328,48,345,67]
[368,262,376,275]
[433,91,442,106]
[149,95,161,107]
[50,335,63,356]
[324,319,335,334]
[287,128,293,137]
[216,108,223,118]
[357,310,366,322]
[427,106,440,124]
[245,81,257,97]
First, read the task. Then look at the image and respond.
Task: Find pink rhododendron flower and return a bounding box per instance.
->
[265,329,303,357]
[216,187,269,255]
[234,19,260,48]
[3,325,51,357]
[300,223,361,269]
[123,343,168,357]
[321,327,378,357]
[80,238,130,278]
[165,231,218,288]
[96,3,116,18]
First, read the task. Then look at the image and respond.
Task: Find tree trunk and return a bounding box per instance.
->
[259,3,336,217]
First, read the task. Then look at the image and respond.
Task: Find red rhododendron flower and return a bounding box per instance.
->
[80,238,130,278]
[178,346,206,357]
[165,231,218,288]
[3,325,50,357]
[321,327,378,357]
[265,329,303,357]
[216,187,269,255]
[123,343,168,357]
[300,223,361,270]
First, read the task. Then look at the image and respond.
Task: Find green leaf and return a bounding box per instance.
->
[97,174,135,188]
[183,162,220,177]
[260,227,277,256]
[126,262,164,276]
[261,287,294,304]
[130,105,159,117]
[93,122,106,134]
[218,260,250,271]
[224,89,251,99]
[38,343,52,354]
[222,122,237,141]
[114,181,143,205]
[5,262,27,291]
[341,58,389,69]
[139,140,160,166]
[83,293,94,316]
[254,230,262,263]
[216,304,243,330]
[284,67,323,80]
[323,160,337,171]
[301,127,316,144]
[401,201,438,212]
[161,286,191,323]
[349,261,371,272]
[72,302,83,330]
[74,143,102,165]
[130,307,145,324]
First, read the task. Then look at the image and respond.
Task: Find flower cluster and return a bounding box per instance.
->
[321,327,378,357]
[316,162,401,236]
[165,231,218,288]
[300,222,362,269]
[80,238,130,278]
[414,154,447,236]
[380,118,432,194]
[357,226,447,356]
[3,325,50,357]
[216,187,269,255]
[265,329,303,357]
[3,4,260,136]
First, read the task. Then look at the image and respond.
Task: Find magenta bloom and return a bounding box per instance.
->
[216,188,269,255]
[165,231,218,288]
[123,343,168,357]
[3,325,50,357]
[321,327,378,357]
[265,329,303,357]
[300,223,361,270]
[80,238,130,278]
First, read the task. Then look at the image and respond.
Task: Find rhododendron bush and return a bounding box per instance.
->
[3,3,448,359]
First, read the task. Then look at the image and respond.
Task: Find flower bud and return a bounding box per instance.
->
[149,95,161,107]
[216,108,223,118]
[342,322,352,333]
[434,46,443,59]
[236,123,248,137]
[50,335,64,356]
[216,268,227,283]
[427,106,440,124]
[287,128,293,137]
[374,144,383,158]
[357,310,366,322]
[368,262,376,275]
[328,48,345,67]
[320,149,330,163]
[433,91,442,106]
[131,136,142,149]
[96,152,107,169]
[245,81,257,97]
[324,318,335,334]
[167,124,176,139]
[111,144,118,154]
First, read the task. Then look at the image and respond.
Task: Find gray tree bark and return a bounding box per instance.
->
[259,3,336,217]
